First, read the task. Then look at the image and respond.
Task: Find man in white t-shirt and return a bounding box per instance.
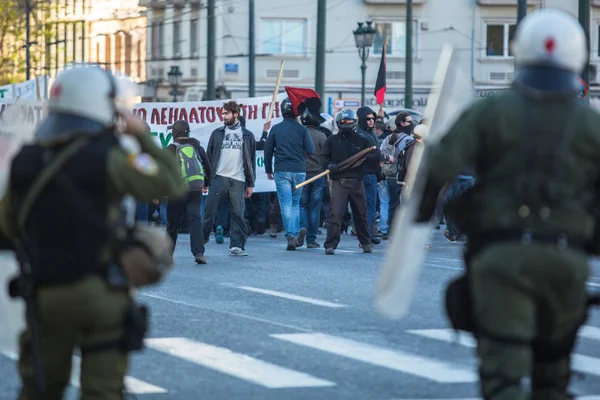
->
[202,101,256,257]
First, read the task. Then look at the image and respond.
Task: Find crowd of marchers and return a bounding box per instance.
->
[135,100,476,264]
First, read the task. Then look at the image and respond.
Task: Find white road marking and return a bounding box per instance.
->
[145,337,335,389]
[139,292,313,333]
[1,351,167,394]
[234,286,347,308]
[407,328,600,378]
[580,325,600,341]
[270,333,477,383]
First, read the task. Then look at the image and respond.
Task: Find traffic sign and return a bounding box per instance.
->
[333,99,361,109]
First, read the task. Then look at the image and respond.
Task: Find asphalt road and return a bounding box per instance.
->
[2,227,600,400]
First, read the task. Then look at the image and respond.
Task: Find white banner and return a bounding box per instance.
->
[0,76,49,100]
[0,94,286,192]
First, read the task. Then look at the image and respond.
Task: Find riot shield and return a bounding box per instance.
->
[0,98,44,354]
[375,44,475,319]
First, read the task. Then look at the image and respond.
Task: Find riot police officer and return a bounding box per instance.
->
[417,9,600,400]
[0,65,185,400]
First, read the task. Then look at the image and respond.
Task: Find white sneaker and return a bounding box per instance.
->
[229,247,248,256]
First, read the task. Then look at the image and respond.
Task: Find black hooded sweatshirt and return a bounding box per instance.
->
[167,129,213,187]
[356,106,383,175]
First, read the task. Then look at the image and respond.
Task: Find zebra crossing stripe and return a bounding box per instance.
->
[144,337,335,389]
[270,332,477,383]
[406,328,600,378]
[1,352,167,394]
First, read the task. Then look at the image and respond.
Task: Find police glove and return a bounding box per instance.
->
[327,163,338,172]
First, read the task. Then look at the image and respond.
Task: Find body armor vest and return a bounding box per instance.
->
[9,133,120,286]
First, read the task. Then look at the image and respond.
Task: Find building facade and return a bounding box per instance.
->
[141,0,600,111]
[40,0,146,84]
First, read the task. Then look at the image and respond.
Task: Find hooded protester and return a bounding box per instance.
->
[165,119,213,264]
[298,109,328,248]
[319,109,376,254]
[356,106,383,243]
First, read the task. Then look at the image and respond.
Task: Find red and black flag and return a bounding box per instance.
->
[284,86,325,123]
[374,42,387,105]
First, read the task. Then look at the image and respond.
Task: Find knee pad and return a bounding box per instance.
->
[445,273,475,333]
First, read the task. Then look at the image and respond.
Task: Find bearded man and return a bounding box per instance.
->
[202,100,256,257]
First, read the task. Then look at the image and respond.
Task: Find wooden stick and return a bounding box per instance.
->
[295,169,330,189]
[35,76,41,101]
[266,60,285,123]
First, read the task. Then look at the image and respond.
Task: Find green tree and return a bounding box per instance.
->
[0,0,55,85]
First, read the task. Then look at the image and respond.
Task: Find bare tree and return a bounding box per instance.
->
[0,0,55,85]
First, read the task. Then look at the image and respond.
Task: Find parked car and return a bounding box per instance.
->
[385,108,424,123]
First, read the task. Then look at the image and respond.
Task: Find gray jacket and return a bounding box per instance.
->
[206,125,257,187]
[305,126,328,178]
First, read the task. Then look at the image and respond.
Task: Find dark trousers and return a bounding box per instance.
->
[166,190,205,256]
[363,173,378,234]
[269,194,282,226]
[203,175,250,250]
[300,177,325,244]
[325,178,371,249]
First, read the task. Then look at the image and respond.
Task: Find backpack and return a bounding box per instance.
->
[396,140,416,183]
[172,142,205,191]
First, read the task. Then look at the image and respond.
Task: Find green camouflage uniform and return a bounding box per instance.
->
[421,88,600,399]
[0,132,185,400]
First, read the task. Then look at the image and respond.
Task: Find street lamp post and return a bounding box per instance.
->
[353,21,376,106]
[167,65,182,102]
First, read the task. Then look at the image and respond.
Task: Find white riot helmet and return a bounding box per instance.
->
[320,113,335,135]
[513,9,587,74]
[36,64,138,142]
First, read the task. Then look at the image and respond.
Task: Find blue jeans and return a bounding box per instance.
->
[363,174,378,234]
[136,201,148,222]
[377,180,390,234]
[274,172,306,238]
[446,177,475,236]
[159,199,167,225]
[300,177,325,244]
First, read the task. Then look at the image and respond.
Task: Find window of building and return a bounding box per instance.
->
[485,23,516,57]
[373,21,418,57]
[136,40,143,79]
[95,42,101,64]
[190,19,199,56]
[151,23,158,58]
[173,21,181,57]
[151,21,164,59]
[261,19,307,55]
[125,34,132,76]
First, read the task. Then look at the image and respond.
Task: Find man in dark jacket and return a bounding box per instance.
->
[166,119,213,264]
[299,109,328,248]
[264,98,315,250]
[356,106,383,244]
[319,109,377,255]
[202,100,256,257]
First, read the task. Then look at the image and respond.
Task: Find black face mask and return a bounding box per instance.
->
[399,121,415,133]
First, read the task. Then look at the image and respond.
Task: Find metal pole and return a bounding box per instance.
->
[173,86,178,102]
[248,0,255,97]
[580,0,590,104]
[315,0,326,104]
[206,0,216,100]
[470,0,475,83]
[25,0,31,81]
[361,49,367,106]
[404,0,413,109]
[517,0,527,25]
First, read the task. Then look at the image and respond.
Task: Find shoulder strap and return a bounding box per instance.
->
[17,138,89,232]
